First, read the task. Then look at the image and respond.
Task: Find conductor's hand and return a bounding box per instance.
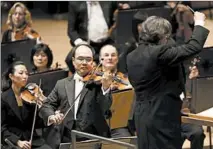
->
[194,11,206,22]
[49,110,64,125]
[101,70,113,91]
[118,3,130,9]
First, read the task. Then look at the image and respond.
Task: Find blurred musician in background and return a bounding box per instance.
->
[65,1,129,74]
[99,44,132,91]
[66,1,117,65]
[99,44,133,137]
[30,43,53,73]
[2,2,40,43]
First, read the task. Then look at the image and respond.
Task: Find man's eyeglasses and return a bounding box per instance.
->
[75,57,93,63]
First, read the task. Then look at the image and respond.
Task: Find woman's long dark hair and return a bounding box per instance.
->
[1,61,26,92]
[30,43,53,71]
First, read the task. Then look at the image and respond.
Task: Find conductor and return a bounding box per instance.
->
[126,12,209,149]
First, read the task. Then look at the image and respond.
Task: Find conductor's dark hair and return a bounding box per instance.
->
[139,16,172,44]
[31,43,53,71]
[1,61,26,92]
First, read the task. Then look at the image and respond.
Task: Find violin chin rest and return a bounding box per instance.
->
[25,83,37,90]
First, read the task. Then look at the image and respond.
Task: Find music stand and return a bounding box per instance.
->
[109,89,134,129]
[59,139,101,149]
[198,46,213,77]
[102,136,137,149]
[1,39,36,73]
[116,7,172,44]
[28,69,68,96]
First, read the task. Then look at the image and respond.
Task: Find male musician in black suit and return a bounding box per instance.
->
[126,11,209,149]
[39,44,113,149]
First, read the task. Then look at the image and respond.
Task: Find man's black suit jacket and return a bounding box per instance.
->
[39,76,112,142]
[1,88,45,147]
[67,1,117,45]
[126,25,209,149]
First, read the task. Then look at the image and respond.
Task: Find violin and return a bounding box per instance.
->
[20,81,45,144]
[20,83,46,104]
[110,72,132,91]
[83,69,132,91]
[13,25,40,41]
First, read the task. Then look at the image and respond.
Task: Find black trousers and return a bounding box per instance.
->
[134,100,182,149]
[111,127,132,138]
[181,123,205,149]
[62,121,98,143]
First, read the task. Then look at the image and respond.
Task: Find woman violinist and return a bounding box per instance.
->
[2,2,41,43]
[1,61,51,149]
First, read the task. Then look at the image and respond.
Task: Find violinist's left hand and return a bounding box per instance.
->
[119,3,130,9]
[101,71,113,91]
[189,66,199,79]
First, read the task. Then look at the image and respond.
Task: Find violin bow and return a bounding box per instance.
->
[187,5,195,14]
[170,1,183,17]
[29,79,42,144]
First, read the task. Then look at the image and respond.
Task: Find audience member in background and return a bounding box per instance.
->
[30,43,53,73]
[1,61,51,149]
[2,2,40,43]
